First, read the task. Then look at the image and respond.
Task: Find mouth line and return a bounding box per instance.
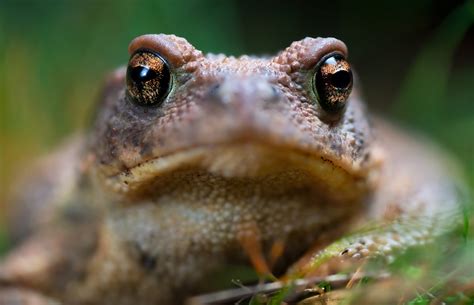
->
[102,142,369,201]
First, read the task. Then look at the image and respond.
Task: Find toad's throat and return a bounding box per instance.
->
[103,143,370,204]
[110,168,368,288]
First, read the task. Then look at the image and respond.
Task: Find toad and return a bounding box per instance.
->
[0,34,463,305]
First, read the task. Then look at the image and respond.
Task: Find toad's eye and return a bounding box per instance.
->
[314,53,353,113]
[126,50,171,106]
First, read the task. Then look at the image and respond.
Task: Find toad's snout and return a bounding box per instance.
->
[205,77,283,117]
[190,76,297,146]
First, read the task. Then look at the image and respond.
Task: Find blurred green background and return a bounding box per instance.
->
[0,0,473,254]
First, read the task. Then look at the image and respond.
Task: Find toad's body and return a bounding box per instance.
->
[0,35,462,305]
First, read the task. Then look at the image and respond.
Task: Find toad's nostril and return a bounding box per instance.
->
[263,85,280,103]
[207,83,221,96]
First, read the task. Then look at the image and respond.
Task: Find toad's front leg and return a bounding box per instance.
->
[289,212,462,279]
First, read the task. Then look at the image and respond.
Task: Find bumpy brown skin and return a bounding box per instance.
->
[0,35,462,305]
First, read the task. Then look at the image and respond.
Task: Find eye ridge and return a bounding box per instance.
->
[126,49,171,106]
[313,52,353,113]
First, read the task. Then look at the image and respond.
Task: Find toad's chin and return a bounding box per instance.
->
[100,142,372,205]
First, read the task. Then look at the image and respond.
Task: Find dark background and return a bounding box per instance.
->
[0,0,473,251]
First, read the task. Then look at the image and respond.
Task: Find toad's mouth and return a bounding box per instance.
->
[102,142,372,204]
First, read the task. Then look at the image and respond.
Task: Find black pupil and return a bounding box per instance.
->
[130,65,158,83]
[330,70,351,88]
